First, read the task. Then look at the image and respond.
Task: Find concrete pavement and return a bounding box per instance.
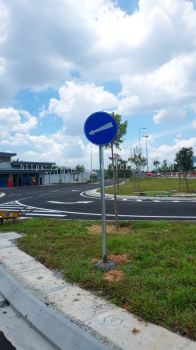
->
[0,232,195,350]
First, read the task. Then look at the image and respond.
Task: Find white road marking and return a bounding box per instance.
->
[89,122,113,135]
[153,200,161,202]
[137,199,143,202]
[48,210,196,219]
[122,199,128,201]
[47,201,93,204]
[25,213,66,217]
[15,200,61,212]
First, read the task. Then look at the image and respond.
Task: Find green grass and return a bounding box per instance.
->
[0,219,196,340]
[105,177,196,195]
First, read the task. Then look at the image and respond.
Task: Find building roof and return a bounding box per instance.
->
[0,152,17,157]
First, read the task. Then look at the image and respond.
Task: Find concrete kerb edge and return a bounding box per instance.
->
[0,265,110,350]
[85,188,196,201]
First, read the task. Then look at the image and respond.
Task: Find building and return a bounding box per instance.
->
[0,152,55,187]
[0,152,90,187]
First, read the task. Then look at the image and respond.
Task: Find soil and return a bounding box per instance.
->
[87,224,132,234]
[104,270,124,282]
[108,254,130,264]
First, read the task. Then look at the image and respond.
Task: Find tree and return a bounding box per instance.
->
[74,164,85,181]
[105,112,128,229]
[161,159,169,174]
[128,147,147,192]
[175,147,193,192]
[153,159,160,176]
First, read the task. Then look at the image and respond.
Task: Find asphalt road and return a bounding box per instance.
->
[0,331,16,350]
[0,183,196,221]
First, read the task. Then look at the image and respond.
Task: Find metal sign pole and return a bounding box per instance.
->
[84,111,117,271]
[99,145,107,263]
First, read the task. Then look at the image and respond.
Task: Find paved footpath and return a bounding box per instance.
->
[0,233,195,350]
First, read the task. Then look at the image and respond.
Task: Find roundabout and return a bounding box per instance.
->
[0,183,195,221]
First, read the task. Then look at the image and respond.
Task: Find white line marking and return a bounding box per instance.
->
[50,210,196,219]
[153,200,161,202]
[122,199,128,201]
[25,213,66,217]
[137,199,143,202]
[173,201,180,203]
[47,201,93,204]
[14,200,196,219]
[15,200,65,213]
[89,122,113,135]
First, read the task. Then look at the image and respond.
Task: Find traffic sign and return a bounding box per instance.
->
[84,111,118,146]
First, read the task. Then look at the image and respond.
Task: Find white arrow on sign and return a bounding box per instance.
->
[89,122,113,135]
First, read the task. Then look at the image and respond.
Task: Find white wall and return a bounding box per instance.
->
[43,171,90,185]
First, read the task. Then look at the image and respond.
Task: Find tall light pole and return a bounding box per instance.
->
[90,144,93,180]
[139,128,147,153]
[143,135,149,172]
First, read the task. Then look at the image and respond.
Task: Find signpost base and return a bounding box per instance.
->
[95,260,116,272]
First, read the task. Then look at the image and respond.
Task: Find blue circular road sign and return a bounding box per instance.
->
[84,111,118,146]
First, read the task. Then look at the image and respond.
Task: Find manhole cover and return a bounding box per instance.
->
[104,315,122,326]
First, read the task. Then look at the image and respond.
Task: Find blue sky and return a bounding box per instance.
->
[0,0,196,169]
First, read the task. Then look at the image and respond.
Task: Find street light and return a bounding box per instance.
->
[139,128,147,153]
[90,144,93,180]
[143,135,149,172]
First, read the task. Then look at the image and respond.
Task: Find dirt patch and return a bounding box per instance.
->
[104,270,124,282]
[91,258,99,264]
[131,327,141,335]
[108,254,130,264]
[91,254,130,265]
[88,224,132,235]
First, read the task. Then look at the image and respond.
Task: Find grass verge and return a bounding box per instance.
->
[105,178,196,195]
[0,218,195,340]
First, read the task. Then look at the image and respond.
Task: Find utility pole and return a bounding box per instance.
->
[139,127,147,153]
[143,135,149,172]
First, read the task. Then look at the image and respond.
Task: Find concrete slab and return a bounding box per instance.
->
[0,232,21,240]
[0,246,34,266]
[18,267,70,292]
[0,292,56,350]
[47,286,115,322]
[0,238,15,249]
[86,309,191,350]
[0,268,110,350]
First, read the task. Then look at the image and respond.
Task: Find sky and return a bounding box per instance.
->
[0,0,196,170]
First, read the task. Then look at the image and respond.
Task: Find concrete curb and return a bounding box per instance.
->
[0,265,110,350]
[85,188,196,201]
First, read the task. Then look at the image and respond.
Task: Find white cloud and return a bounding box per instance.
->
[119,51,196,116]
[0,0,196,104]
[150,137,196,164]
[0,0,196,166]
[192,118,196,128]
[153,108,186,124]
[48,81,118,135]
[0,108,37,137]
[0,130,94,168]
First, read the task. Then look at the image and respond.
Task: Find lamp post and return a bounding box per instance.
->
[90,144,93,180]
[143,135,149,172]
[139,128,147,153]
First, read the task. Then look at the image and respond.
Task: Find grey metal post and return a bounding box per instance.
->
[99,145,107,263]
